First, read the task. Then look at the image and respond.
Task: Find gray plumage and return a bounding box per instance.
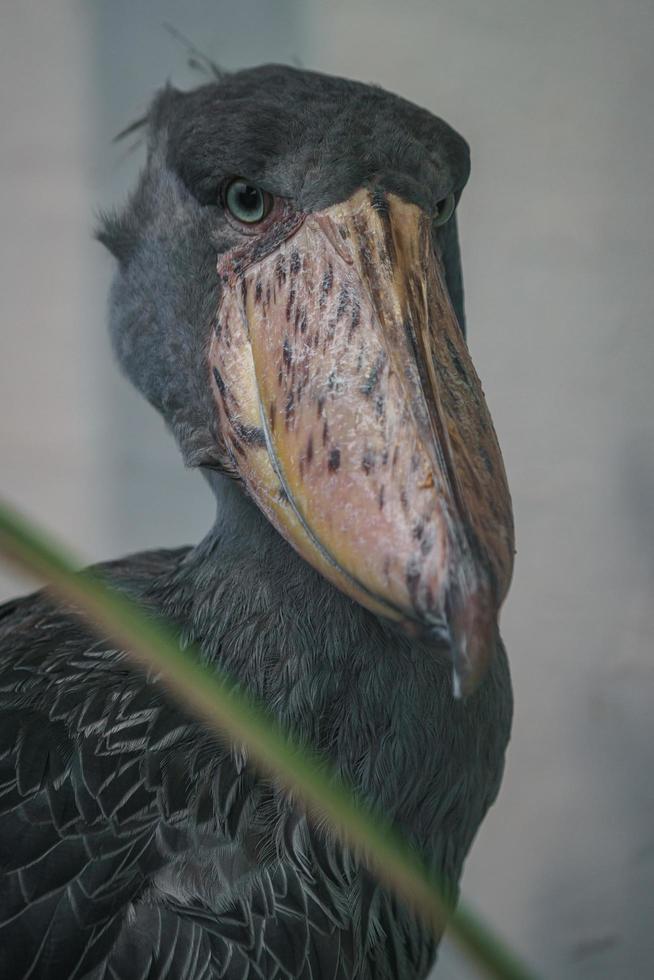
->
[0,65,512,979]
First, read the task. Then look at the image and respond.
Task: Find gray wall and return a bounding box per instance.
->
[1,2,652,977]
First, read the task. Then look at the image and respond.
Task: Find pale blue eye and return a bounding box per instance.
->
[224,179,270,224]
[434,192,456,227]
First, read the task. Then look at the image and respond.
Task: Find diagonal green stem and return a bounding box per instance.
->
[0,499,538,980]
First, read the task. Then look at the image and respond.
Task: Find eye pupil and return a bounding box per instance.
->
[237,185,258,211]
[225,179,268,224]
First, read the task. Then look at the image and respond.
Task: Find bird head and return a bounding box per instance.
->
[100,65,514,695]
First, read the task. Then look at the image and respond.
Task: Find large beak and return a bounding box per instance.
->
[210,189,514,694]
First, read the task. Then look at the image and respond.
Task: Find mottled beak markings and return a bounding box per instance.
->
[210,189,514,694]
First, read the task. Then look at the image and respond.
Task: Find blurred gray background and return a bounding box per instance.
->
[1,2,653,977]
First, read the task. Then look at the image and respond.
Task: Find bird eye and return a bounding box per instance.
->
[224,179,272,225]
[434,192,456,227]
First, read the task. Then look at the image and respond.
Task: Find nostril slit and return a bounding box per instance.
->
[312,213,354,265]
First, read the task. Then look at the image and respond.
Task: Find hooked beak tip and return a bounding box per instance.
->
[405,593,496,699]
[446,584,498,699]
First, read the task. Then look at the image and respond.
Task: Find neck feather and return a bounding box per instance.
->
[155,470,511,869]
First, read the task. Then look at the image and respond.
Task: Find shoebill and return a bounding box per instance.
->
[0,65,515,979]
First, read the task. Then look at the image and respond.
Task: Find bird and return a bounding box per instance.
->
[0,65,515,979]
